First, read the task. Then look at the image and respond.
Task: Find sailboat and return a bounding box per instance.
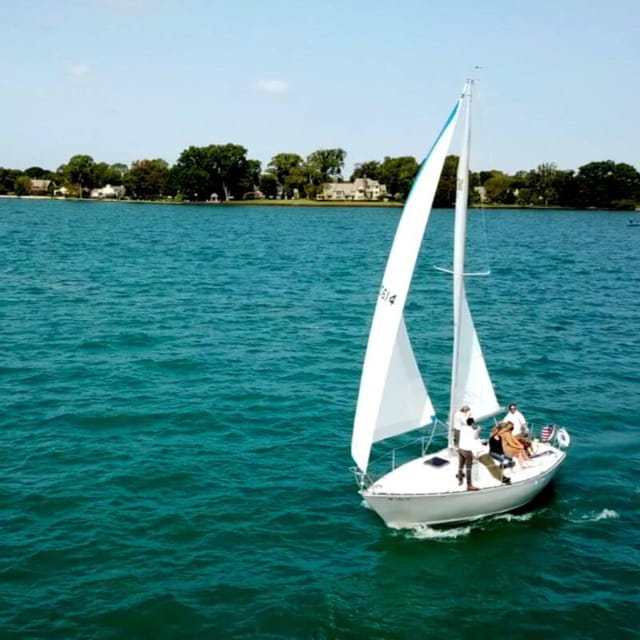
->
[350,80,570,528]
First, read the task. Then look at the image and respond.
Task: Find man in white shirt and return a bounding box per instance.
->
[456,416,480,491]
[452,404,470,447]
[457,417,511,489]
[503,403,527,437]
[503,403,532,454]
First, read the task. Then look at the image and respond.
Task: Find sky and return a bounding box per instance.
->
[2,0,639,177]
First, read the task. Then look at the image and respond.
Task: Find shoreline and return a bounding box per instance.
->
[1,194,637,211]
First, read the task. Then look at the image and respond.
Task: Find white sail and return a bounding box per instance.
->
[448,81,501,432]
[373,317,435,442]
[450,292,501,421]
[351,96,463,473]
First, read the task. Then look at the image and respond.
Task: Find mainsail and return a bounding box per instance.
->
[351,96,463,473]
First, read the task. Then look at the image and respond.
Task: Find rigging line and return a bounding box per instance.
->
[475,82,495,276]
[471,80,492,277]
[476,205,492,276]
[473,151,492,276]
[432,208,491,276]
[433,265,490,276]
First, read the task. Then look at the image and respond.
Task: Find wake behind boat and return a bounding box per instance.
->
[350,80,571,528]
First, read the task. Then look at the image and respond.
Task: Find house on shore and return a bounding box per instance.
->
[90,184,126,199]
[30,179,55,196]
[474,186,489,203]
[243,190,265,200]
[317,177,387,201]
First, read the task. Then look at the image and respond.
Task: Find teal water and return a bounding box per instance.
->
[1,199,638,639]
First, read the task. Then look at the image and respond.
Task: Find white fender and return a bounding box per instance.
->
[556,427,571,448]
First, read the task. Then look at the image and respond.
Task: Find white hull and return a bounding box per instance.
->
[362,442,566,527]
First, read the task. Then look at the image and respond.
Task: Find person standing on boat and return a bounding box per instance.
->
[456,416,480,491]
[452,404,471,447]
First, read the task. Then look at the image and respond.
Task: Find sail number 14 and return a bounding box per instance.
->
[379,286,397,305]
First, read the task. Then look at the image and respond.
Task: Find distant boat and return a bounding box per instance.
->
[628,218,640,227]
[350,80,571,528]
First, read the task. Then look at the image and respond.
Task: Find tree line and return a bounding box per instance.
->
[1,144,639,209]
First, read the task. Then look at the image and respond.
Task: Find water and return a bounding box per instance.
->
[1,199,638,639]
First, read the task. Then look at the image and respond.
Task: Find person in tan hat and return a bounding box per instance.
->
[456,416,480,490]
[452,404,471,447]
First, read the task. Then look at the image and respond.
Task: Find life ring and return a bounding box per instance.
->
[556,427,571,448]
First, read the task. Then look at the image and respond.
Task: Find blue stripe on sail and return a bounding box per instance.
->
[405,101,460,201]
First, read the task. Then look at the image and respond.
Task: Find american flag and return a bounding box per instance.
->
[540,424,556,442]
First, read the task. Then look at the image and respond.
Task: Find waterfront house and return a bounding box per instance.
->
[29,179,54,196]
[317,177,387,201]
[90,184,125,199]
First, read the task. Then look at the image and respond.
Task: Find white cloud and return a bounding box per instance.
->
[254,79,289,94]
[69,64,91,77]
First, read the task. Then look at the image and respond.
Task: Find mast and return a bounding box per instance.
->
[447,79,473,448]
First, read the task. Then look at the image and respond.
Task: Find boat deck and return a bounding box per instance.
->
[367,440,563,496]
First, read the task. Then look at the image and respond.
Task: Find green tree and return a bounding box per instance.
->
[93,162,123,187]
[172,144,257,201]
[306,148,346,182]
[284,165,309,199]
[164,166,181,198]
[554,169,577,207]
[575,160,640,208]
[111,163,129,178]
[123,159,169,200]
[378,156,419,201]
[24,166,47,179]
[267,153,303,197]
[434,155,459,208]
[61,155,96,197]
[478,170,496,185]
[236,159,262,198]
[259,173,278,198]
[14,175,31,196]
[209,144,250,200]
[524,163,559,206]
[0,168,22,194]
[350,160,381,181]
[483,171,515,204]
[171,146,211,200]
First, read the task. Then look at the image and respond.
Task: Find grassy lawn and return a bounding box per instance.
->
[224,198,402,207]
